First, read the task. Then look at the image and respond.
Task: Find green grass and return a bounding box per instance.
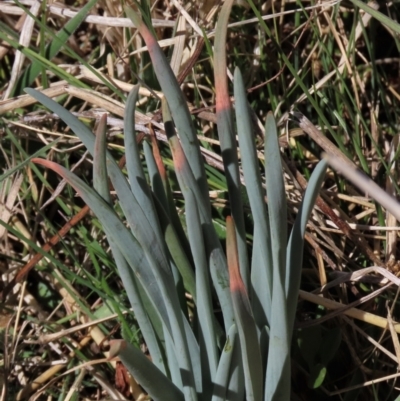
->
[1,1,400,400]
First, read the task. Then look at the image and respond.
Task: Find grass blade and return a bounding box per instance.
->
[93,113,111,203]
[0,34,88,88]
[350,0,400,35]
[0,136,60,183]
[24,89,199,396]
[246,0,352,159]
[125,87,196,299]
[33,158,198,398]
[144,139,170,209]
[325,154,400,221]
[107,236,167,374]
[12,0,98,95]
[147,135,194,264]
[152,194,197,300]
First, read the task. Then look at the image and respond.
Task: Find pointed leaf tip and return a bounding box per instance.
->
[109,340,127,359]
[32,158,67,176]
[32,158,55,168]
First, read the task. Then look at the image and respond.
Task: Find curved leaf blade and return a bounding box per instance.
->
[109,340,184,401]
[92,117,167,373]
[32,158,170,327]
[211,324,237,401]
[286,160,327,334]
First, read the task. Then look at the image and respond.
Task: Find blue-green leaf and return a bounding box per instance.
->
[110,340,184,401]
[211,324,237,401]
[227,216,262,401]
[214,1,250,291]
[186,189,218,398]
[264,112,290,401]
[234,67,273,327]
[125,6,210,207]
[286,160,327,334]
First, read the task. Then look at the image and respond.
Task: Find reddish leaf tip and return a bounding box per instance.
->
[108,340,127,359]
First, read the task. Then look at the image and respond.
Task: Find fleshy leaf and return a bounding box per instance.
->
[109,340,184,401]
[214,0,250,290]
[227,216,263,401]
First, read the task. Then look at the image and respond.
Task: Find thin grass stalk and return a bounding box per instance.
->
[12,0,98,96]
[246,0,352,159]
[144,140,170,208]
[0,138,60,183]
[93,114,110,203]
[350,0,400,35]
[325,154,400,221]
[11,0,125,98]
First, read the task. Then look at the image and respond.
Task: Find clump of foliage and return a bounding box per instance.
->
[2,0,400,400]
[27,3,327,400]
